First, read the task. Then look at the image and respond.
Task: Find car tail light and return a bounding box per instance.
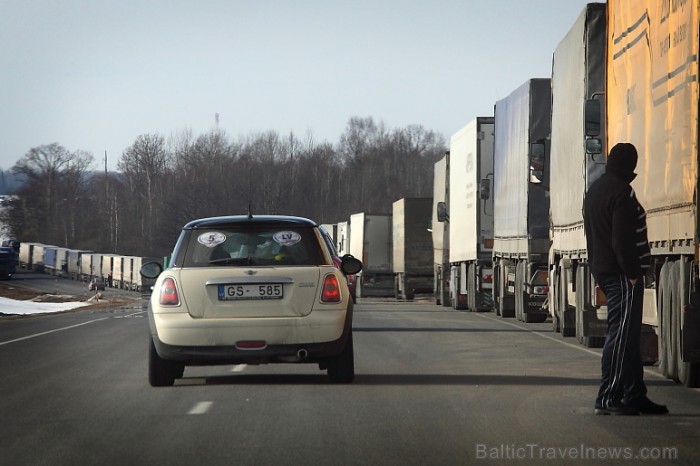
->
[321,274,341,303]
[159,277,180,306]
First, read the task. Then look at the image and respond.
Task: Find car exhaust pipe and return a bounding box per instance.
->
[296,349,309,360]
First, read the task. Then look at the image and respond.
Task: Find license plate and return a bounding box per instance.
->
[218,283,284,300]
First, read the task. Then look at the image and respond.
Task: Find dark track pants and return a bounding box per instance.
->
[595,273,647,408]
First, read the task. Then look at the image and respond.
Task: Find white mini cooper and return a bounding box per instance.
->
[141,215,363,386]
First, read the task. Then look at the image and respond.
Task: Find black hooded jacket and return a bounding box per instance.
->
[583,143,651,279]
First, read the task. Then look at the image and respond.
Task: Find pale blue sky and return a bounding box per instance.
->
[1,0,596,170]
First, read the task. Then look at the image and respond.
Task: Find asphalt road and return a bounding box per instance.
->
[1,298,699,466]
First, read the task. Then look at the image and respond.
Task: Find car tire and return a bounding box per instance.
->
[327,332,355,383]
[149,339,182,387]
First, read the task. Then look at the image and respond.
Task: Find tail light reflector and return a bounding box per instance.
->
[321,274,341,303]
[159,277,180,306]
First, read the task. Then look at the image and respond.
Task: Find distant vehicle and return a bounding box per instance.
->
[141,215,363,387]
[88,277,106,291]
[0,246,17,280]
[393,198,434,300]
[491,78,551,323]
[438,118,495,311]
[349,213,394,298]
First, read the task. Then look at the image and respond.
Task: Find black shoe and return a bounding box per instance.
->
[624,397,668,415]
[594,403,640,416]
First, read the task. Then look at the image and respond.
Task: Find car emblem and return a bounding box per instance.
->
[244,270,257,276]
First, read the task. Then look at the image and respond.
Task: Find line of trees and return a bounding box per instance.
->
[1,117,445,258]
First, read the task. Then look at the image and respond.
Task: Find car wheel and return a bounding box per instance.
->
[327,332,355,383]
[149,339,182,387]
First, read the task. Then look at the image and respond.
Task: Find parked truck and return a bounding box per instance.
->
[0,246,16,279]
[432,154,451,306]
[441,117,495,311]
[393,198,434,300]
[548,3,607,346]
[583,0,700,387]
[491,78,551,322]
[349,212,393,297]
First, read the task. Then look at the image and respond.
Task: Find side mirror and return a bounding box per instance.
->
[479,178,490,200]
[437,201,448,222]
[584,99,601,136]
[140,261,163,279]
[585,138,603,155]
[529,142,545,184]
[340,254,363,276]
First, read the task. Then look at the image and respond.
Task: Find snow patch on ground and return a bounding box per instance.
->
[0,296,89,315]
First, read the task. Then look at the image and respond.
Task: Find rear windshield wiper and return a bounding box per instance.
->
[208,257,255,266]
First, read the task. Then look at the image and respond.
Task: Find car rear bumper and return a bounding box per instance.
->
[149,304,352,364]
[151,330,350,365]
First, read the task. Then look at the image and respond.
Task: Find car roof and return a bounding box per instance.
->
[182,215,318,230]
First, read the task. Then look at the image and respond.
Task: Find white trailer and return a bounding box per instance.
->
[349,213,393,297]
[432,154,450,306]
[336,221,350,256]
[393,198,433,300]
[447,117,495,311]
[103,254,121,287]
[80,253,102,281]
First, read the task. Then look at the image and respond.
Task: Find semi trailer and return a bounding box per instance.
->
[492,78,552,322]
[584,0,700,386]
[548,3,607,346]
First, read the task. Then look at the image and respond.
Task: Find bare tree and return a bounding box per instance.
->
[9,143,94,246]
[7,118,446,259]
[118,134,171,254]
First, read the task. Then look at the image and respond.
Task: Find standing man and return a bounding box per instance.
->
[584,142,668,415]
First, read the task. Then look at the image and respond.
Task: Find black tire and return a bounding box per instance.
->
[669,262,681,381]
[149,339,181,387]
[327,332,355,383]
[658,262,673,379]
[677,259,700,388]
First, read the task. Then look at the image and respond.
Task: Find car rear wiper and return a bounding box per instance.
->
[208,257,255,266]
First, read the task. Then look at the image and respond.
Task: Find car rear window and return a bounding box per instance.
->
[181,225,325,267]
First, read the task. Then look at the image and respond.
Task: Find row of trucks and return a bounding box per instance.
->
[434,1,700,388]
[322,198,434,301]
[16,242,158,292]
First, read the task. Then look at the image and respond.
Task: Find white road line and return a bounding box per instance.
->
[114,310,147,319]
[188,401,213,415]
[231,364,247,372]
[475,313,666,379]
[0,317,110,346]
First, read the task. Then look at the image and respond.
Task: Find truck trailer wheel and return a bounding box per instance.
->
[658,261,674,379]
[558,265,575,337]
[677,259,700,388]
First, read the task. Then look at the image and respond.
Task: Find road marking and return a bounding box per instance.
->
[114,311,147,319]
[188,401,213,415]
[0,318,110,346]
[231,364,247,372]
[475,313,665,379]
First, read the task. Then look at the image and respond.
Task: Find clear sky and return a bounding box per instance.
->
[1,0,597,171]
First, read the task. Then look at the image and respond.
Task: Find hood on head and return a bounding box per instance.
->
[606,142,638,182]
